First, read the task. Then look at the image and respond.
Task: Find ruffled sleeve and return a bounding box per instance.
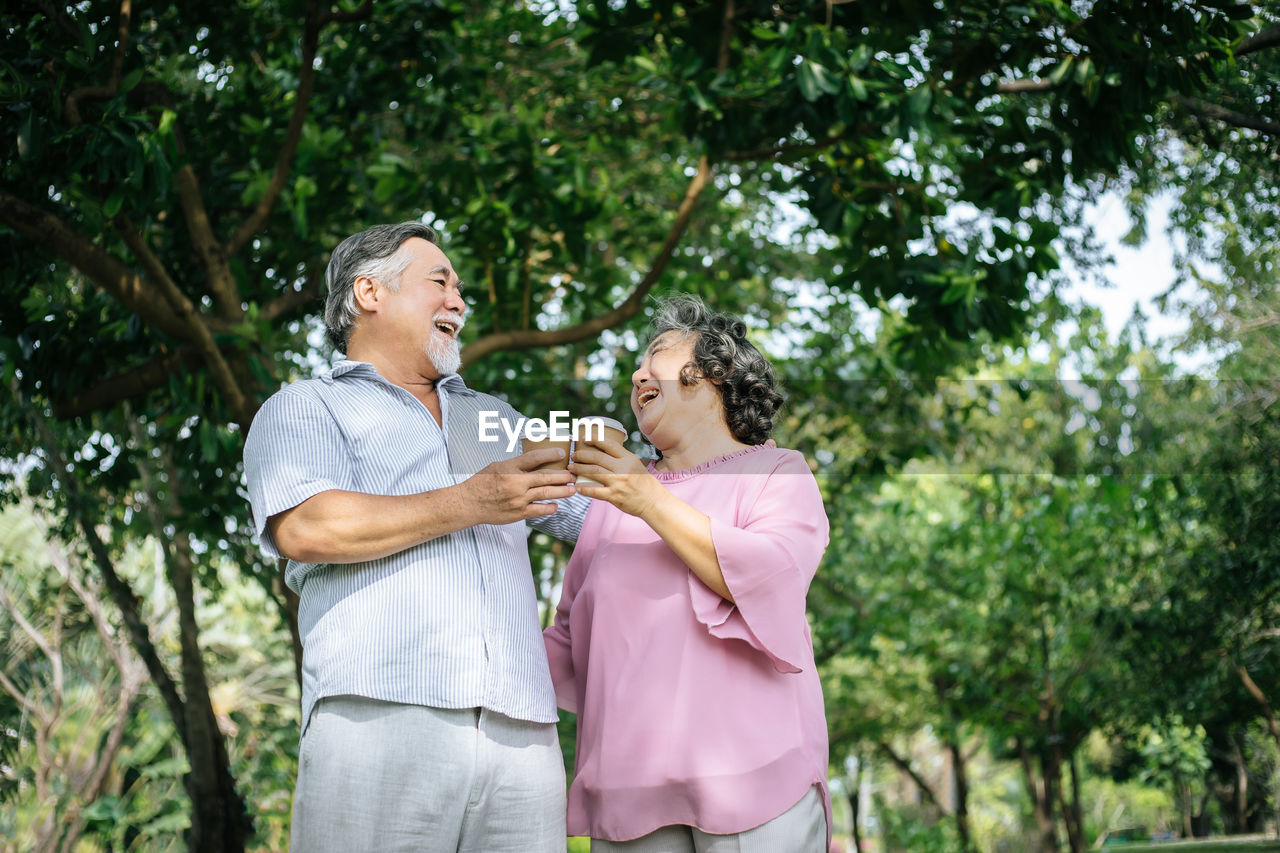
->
[687,450,830,673]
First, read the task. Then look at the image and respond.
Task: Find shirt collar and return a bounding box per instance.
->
[320,359,471,394]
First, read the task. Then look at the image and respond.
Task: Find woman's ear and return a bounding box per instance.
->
[679,363,709,387]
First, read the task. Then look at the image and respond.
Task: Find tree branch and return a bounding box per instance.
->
[724,133,842,162]
[459,156,713,364]
[718,0,736,73]
[115,215,255,427]
[320,0,374,25]
[458,8,738,365]
[1176,95,1280,138]
[1235,659,1280,752]
[24,395,190,746]
[1238,24,1280,58]
[227,0,326,257]
[993,24,1279,97]
[171,162,242,321]
[44,528,130,675]
[63,0,132,126]
[996,77,1056,94]
[50,348,197,419]
[0,665,48,723]
[876,740,943,809]
[0,188,189,339]
[35,0,80,39]
[0,585,62,669]
[43,533,147,852]
[260,267,324,323]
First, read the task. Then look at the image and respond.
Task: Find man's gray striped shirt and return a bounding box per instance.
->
[243,360,588,729]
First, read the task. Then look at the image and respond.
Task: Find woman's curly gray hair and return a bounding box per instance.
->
[649,295,784,446]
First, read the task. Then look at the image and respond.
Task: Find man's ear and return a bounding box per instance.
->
[352,274,381,313]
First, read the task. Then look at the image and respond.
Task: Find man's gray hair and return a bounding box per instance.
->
[323,221,440,353]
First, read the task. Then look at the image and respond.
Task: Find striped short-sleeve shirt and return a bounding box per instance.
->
[243,360,589,729]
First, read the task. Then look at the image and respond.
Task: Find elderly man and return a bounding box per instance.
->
[244,221,585,852]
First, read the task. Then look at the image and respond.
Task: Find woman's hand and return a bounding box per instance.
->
[569,439,664,518]
[572,438,735,601]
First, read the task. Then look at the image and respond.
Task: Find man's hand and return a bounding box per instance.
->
[458,448,577,524]
[268,448,575,564]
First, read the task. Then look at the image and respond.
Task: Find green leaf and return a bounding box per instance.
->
[200,421,216,463]
[1047,56,1074,86]
[120,68,144,93]
[1073,56,1093,85]
[849,44,872,73]
[907,85,931,119]
[157,109,177,136]
[685,82,716,113]
[103,192,123,217]
[80,795,124,822]
[797,60,839,101]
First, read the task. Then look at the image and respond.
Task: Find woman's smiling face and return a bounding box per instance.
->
[630,332,726,451]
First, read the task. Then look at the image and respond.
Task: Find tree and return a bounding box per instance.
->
[0,503,147,852]
[2,1,1275,848]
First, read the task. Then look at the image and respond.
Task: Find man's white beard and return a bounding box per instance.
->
[425,334,461,376]
[424,313,464,376]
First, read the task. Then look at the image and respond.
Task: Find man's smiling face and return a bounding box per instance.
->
[381,237,468,378]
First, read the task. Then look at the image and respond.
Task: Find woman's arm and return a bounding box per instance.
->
[569,441,733,602]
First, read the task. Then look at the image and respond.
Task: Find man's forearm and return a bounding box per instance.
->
[267,450,576,564]
[269,486,478,564]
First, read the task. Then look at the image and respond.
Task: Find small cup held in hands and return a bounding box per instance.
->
[573,416,628,487]
[522,434,572,470]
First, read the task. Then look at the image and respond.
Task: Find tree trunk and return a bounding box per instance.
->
[1176,773,1193,839]
[1233,735,1250,832]
[1018,738,1058,853]
[168,539,254,852]
[946,735,972,850]
[849,756,863,853]
[1236,661,1280,753]
[1069,750,1085,851]
[136,435,252,853]
[1054,746,1084,853]
[28,406,250,850]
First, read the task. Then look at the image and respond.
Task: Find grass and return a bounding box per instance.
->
[1111,839,1280,852]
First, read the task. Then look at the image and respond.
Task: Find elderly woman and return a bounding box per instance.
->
[544,295,831,852]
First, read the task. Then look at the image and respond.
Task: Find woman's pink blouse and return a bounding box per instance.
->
[544,444,832,842]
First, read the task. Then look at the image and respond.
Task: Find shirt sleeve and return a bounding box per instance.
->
[529,491,590,542]
[687,450,830,673]
[242,388,354,559]
[508,397,588,543]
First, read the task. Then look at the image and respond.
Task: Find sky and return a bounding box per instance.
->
[1067,192,1189,345]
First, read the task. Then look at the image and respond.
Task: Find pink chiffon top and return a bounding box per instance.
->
[544,444,832,843]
